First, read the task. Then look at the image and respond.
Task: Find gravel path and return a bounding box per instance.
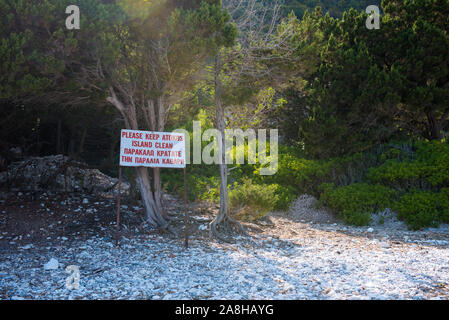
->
[1,220,448,300]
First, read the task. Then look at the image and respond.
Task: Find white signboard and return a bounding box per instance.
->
[119,129,186,168]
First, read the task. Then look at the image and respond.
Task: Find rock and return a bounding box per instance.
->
[44,258,59,270]
[287,194,337,223]
[9,147,23,161]
[370,208,407,229]
[0,155,130,197]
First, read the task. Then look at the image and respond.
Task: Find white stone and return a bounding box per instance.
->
[43,258,59,270]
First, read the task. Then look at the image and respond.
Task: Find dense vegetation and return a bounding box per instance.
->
[281,0,381,18]
[1,0,448,231]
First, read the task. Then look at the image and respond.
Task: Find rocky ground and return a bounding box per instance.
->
[1,188,448,300]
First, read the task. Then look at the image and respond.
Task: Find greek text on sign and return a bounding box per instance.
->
[120,129,186,168]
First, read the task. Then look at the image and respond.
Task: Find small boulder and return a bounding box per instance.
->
[44,258,59,270]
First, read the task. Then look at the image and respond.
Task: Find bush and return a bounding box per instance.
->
[393,188,449,230]
[256,145,334,196]
[319,183,396,226]
[393,191,440,230]
[271,184,297,210]
[367,141,449,190]
[229,178,295,221]
[438,188,449,223]
[162,167,220,203]
[161,139,448,231]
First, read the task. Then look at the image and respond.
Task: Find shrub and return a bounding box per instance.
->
[367,141,449,189]
[319,183,396,226]
[438,188,449,223]
[271,184,297,210]
[257,146,334,196]
[229,178,295,221]
[393,188,449,230]
[415,141,449,187]
[162,168,220,203]
[393,190,440,230]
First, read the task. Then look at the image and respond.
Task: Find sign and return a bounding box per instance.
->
[119,129,186,168]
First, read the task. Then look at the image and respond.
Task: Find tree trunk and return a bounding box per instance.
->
[56,119,62,154]
[152,96,167,219]
[426,111,443,140]
[78,127,88,157]
[153,167,168,219]
[107,136,119,170]
[216,89,229,223]
[215,54,229,220]
[209,54,246,241]
[107,89,168,228]
[135,166,168,228]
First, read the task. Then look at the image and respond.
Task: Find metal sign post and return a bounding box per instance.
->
[183,167,189,249]
[115,166,122,246]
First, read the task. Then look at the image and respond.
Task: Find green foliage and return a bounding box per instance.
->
[319,183,396,226]
[391,187,449,231]
[255,145,378,196]
[367,141,449,189]
[393,190,441,230]
[439,188,449,224]
[229,178,295,221]
[271,184,297,210]
[269,149,332,195]
[316,141,449,229]
[383,0,449,140]
[280,0,381,18]
[2,0,448,235]
[275,0,449,156]
[162,111,221,202]
[0,0,118,102]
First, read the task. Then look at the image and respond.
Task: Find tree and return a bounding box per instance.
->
[0,0,111,160]
[280,0,381,18]
[382,0,449,140]
[208,0,299,240]
[272,6,405,158]
[81,0,236,228]
[276,1,448,158]
[302,8,402,157]
[0,0,236,227]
